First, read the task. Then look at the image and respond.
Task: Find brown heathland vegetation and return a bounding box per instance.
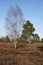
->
[0,42,43,65]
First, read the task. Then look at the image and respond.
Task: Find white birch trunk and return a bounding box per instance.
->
[13,41,17,48]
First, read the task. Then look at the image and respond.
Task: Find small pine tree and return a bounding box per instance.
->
[21,20,35,44]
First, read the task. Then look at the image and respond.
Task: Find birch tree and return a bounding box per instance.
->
[5,5,24,48]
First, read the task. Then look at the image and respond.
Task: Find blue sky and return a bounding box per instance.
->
[0,0,43,38]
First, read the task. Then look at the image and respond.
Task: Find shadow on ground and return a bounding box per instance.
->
[38,46,43,51]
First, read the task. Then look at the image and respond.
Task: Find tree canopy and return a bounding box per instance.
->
[5,5,24,48]
[21,20,35,44]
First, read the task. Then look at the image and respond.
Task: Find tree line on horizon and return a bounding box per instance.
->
[0,5,43,48]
